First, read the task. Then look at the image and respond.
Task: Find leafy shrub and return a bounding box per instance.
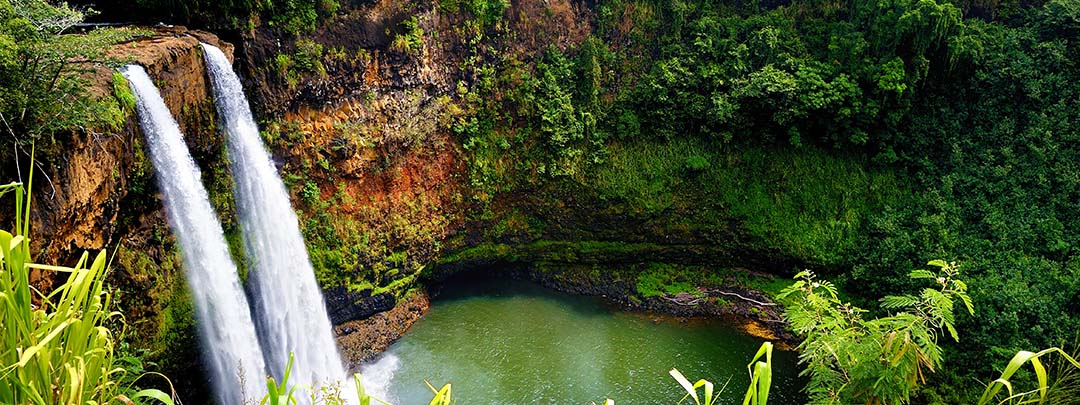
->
[300,181,320,206]
[391,16,425,55]
[779,262,973,404]
[0,1,147,152]
[684,155,710,172]
[293,38,325,74]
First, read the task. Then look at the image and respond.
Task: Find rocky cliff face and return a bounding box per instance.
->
[32,28,232,265]
[210,0,596,292]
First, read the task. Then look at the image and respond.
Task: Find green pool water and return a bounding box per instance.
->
[361,277,804,404]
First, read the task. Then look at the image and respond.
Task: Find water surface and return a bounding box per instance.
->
[363,277,804,404]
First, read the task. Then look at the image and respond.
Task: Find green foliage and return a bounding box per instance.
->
[273,38,326,88]
[391,16,425,55]
[268,0,318,34]
[977,347,1080,405]
[451,38,614,192]
[634,263,699,298]
[440,0,507,30]
[844,3,1080,386]
[593,140,906,267]
[609,0,966,147]
[779,262,973,404]
[683,155,709,172]
[300,181,319,205]
[292,38,325,75]
[0,182,173,405]
[0,0,147,152]
[533,47,602,177]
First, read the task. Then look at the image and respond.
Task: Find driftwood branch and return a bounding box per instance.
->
[660,288,778,308]
[707,289,777,307]
[660,294,704,306]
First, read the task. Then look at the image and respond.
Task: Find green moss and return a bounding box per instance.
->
[438,243,515,264]
[114,241,197,380]
[593,139,908,267]
[89,72,135,132]
[157,279,196,362]
[224,228,249,281]
[634,263,704,298]
[372,272,419,297]
[112,72,136,113]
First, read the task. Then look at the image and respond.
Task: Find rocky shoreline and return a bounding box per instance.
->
[334,289,430,369]
[505,266,798,348]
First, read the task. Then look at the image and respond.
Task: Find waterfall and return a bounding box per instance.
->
[201,43,353,398]
[122,65,268,405]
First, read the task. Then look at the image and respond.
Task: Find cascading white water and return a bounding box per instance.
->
[201,43,353,398]
[122,65,268,405]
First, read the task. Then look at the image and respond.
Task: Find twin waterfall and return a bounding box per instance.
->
[124,44,355,405]
[123,65,269,404]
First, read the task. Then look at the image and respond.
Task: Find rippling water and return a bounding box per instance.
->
[362,277,805,404]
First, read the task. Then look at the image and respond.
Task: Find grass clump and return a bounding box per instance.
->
[0,181,173,404]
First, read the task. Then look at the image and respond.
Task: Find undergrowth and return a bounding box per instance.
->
[593,139,908,267]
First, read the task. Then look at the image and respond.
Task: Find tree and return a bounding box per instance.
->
[0,0,143,150]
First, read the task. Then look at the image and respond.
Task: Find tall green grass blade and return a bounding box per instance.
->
[17,318,74,367]
[978,348,1080,405]
[670,368,700,403]
[743,342,773,405]
[23,146,34,242]
[23,263,78,272]
[425,380,452,405]
[1031,357,1047,403]
[354,374,371,405]
[131,388,174,405]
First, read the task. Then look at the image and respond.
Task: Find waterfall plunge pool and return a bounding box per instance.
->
[361,276,805,404]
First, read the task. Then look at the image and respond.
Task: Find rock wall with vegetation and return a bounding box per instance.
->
[7,0,1080,403]
[206,0,1080,401]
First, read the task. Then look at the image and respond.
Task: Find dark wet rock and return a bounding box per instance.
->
[324,288,396,325]
[335,290,430,369]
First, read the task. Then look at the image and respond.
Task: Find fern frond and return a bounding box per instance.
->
[908,269,935,279]
[880,295,919,309]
